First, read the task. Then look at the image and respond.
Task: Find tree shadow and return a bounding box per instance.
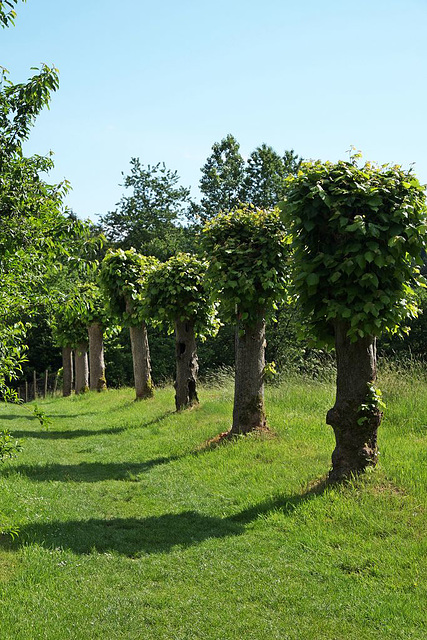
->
[0,476,331,557]
[42,413,98,418]
[8,426,127,440]
[0,411,98,421]
[139,411,174,428]
[229,476,330,524]
[0,414,35,421]
[7,512,244,556]
[6,411,173,440]
[1,456,181,482]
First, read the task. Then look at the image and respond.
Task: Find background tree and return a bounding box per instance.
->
[281,156,427,481]
[143,253,218,410]
[99,248,158,399]
[203,206,289,434]
[74,282,110,392]
[197,134,245,221]
[100,159,193,260]
[241,144,302,208]
[52,303,88,396]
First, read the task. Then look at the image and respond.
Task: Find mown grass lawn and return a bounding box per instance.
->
[0,374,426,640]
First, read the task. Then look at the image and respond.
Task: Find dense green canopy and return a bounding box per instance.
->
[281,157,427,346]
[143,253,219,340]
[202,205,290,326]
[99,248,159,326]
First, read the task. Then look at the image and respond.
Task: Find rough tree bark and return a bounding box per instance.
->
[62,346,73,397]
[231,315,266,434]
[174,319,199,411]
[88,322,107,391]
[326,320,382,481]
[129,323,153,400]
[74,342,89,394]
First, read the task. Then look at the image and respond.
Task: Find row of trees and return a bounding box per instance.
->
[54,205,288,427]
[2,1,426,484]
[51,160,426,483]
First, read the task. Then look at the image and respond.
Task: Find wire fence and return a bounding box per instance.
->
[16,370,63,403]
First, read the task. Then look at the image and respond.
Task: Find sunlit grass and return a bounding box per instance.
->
[0,374,425,640]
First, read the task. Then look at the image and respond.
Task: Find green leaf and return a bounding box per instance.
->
[306,273,319,286]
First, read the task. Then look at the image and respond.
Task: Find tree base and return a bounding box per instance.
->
[96,376,107,392]
[134,386,154,401]
[327,406,381,482]
[175,398,199,412]
[205,424,273,447]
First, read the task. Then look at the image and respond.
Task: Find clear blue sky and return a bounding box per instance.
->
[2,0,427,220]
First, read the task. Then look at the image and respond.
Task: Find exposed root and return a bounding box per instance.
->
[199,424,276,451]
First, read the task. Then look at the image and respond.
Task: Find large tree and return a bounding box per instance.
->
[197,135,302,220]
[281,156,427,481]
[0,1,93,399]
[100,159,193,260]
[0,63,72,398]
[203,206,289,434]
[241,145,302,209]
[197,134,245,221]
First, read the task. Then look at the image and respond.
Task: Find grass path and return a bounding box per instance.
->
[0,378,426,639]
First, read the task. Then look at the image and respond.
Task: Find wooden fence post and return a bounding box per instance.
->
[25,381,28,403]
[33,370,37,400]
[44,369,48,398]
[53,370,59,395]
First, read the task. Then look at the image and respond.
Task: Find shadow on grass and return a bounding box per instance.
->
[1,477,330,556]
[8,512,244,556]
[8,426,127,440]
[0,412,98,421]
[0,414,35,421]
[1,456,180,482]
[230,476,330,523]
[6,411,173,440]
[139,411,174,428]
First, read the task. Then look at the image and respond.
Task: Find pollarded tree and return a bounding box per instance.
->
[99,248,158,400]
[203,206,289,434]
[281,156,427,481]
[143,253,218,411]
[53,305,88,396]
[74,282,109,392]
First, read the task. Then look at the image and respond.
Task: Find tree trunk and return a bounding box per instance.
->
[231,316,266,434]
[174,319,199,411]
[62,346,73,397]
[88,322,107,391]
[74,342,89,394]
[326,321,382,481]
[129,323,153,400]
